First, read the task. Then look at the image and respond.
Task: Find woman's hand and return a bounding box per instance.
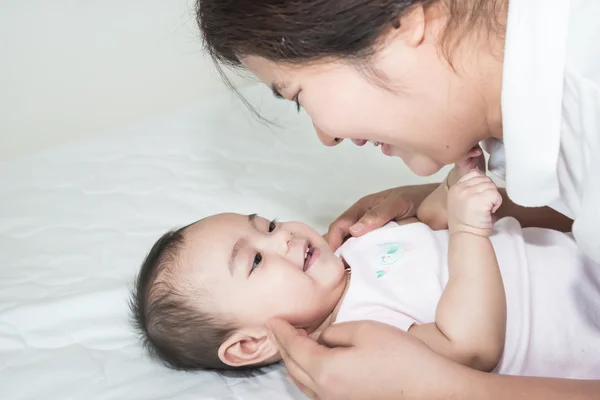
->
[269,320,600,400]
[268,318,470,400]
[325,184,438,250]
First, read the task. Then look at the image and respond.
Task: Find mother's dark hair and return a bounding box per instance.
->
[196,0,504,67]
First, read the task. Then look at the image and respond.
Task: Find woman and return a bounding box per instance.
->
[197,0,600,398]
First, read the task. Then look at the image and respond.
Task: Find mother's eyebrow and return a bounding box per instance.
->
[228,214,258,275]
[271,82,286,99]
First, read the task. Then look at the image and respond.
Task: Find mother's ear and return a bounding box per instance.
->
[218,328,279,368]
[391,4,426,48]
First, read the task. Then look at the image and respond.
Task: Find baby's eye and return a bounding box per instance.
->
[252,253,262,271]
[268,219,277,233]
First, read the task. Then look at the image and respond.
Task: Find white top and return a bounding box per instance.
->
[485,0,600,262]
[335,220,600,379]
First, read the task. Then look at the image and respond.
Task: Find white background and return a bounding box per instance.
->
[1,0,251,161]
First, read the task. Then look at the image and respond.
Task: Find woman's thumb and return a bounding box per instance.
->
[316,322,362,348]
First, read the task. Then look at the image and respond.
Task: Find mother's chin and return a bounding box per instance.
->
[393,152,446,177]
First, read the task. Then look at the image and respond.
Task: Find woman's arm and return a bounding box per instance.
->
[494,192,573,231]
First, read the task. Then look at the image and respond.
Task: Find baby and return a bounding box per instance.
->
[130,164,600,379]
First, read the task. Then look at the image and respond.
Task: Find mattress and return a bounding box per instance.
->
[0,83,443,400]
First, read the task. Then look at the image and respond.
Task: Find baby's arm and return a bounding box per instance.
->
[417,148,484,230]
[409,170,507,372]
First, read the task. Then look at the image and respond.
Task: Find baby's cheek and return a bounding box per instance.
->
[273,288,323,324]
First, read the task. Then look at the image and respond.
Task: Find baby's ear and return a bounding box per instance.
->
[218,328,279,368]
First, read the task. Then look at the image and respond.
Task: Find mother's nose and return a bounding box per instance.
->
[313,123,342,147]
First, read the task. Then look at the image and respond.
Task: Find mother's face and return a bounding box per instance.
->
[242,13,497,176]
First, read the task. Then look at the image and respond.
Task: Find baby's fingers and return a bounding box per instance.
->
[478,188,502,213]
[490,189,503,213]
[456,169,484,184]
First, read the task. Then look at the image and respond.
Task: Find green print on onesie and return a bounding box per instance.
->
[376,242,409,278]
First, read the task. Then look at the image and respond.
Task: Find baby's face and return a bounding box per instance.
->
[181,213,347,331]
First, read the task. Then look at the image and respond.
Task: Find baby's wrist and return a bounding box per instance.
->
[448,223,490,238]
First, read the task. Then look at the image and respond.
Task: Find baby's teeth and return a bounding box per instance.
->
[304,247,312,260]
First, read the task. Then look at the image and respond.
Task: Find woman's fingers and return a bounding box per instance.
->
[287,374,319,399]
[327,189,415,250]
[315,321,362,348]
[268,318,323,393]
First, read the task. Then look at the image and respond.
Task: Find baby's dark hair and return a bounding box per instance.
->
[129,226,236,370]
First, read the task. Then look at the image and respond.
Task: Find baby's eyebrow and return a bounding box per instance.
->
[248,213,257,228]
[228,239,244,276]
[228,214,257,275]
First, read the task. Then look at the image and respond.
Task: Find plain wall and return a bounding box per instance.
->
[0,0,250,161]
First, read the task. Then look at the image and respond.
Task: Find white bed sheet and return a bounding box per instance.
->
[0,84,443,400]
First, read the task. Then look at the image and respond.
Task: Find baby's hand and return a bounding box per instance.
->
[447,170,502,237]
[446,145,486,188]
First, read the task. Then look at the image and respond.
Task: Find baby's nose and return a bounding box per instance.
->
[276,230,294,253]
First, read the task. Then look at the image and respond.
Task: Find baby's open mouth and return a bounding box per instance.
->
[303,244,314,271]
